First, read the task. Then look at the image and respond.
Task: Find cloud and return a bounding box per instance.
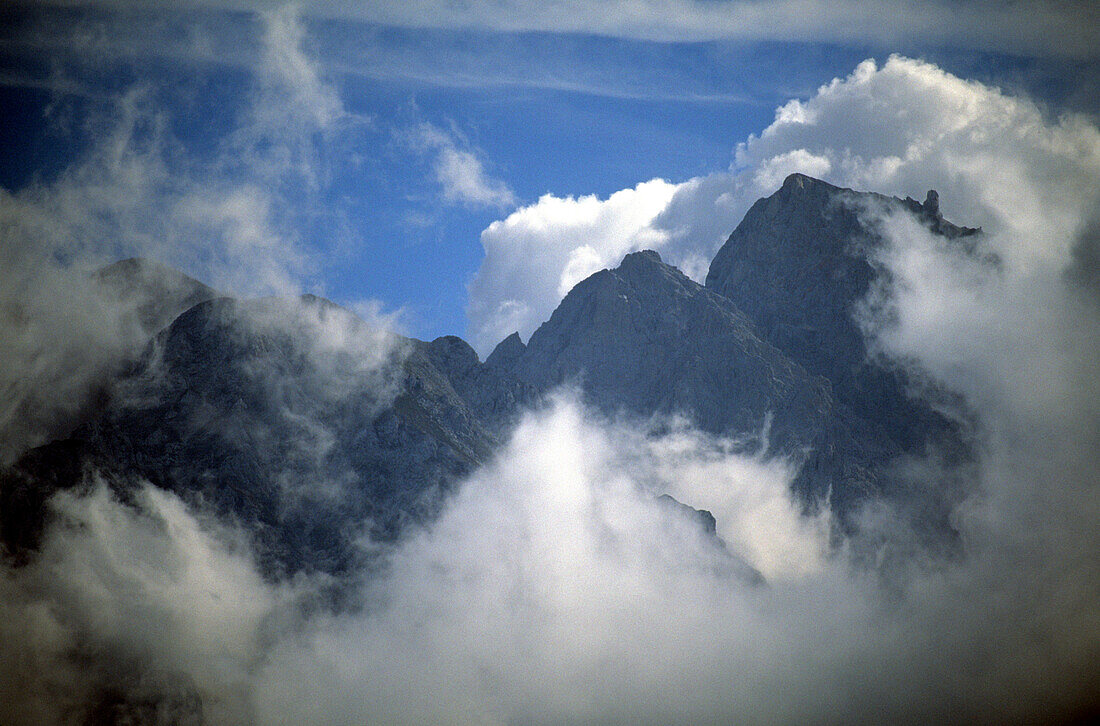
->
[411,123,516,209]
[61,0,1092,59]
[0,480,293,725]
[0,16,1098,722]
[0,4,382,463]
[257,5,345,131]
[0,395,836,724]
[5,369,1099,722]
[11,1,1100,65]
[734,56,1100,264]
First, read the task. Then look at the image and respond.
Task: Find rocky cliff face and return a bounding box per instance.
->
[504,249,832,443]
[705,173,979,462]
[487,249,869,497]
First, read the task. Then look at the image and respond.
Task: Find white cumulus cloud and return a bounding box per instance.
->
[467,178,679,354]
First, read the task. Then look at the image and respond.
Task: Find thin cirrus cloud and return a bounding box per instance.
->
[76,0,1095,58]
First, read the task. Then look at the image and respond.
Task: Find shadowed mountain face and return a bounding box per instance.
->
[489,250,862,495]
[1,174,978,579]
[705,173,980,461]
[0,258,219,466]
[482,174,982,522]
[483,248,917,515]
[2,295,501,577]
[504,249,833,445]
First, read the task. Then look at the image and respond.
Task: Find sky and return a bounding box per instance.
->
[1,0,1097,352]
[2,1,1100,723]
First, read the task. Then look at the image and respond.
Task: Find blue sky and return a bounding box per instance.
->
[1,1,1097,350]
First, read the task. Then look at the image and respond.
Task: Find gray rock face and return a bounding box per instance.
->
[421,335,536,435]
[485,331,526,370]
[705,173,978,461]
[488,248,892,511]
[506,250,833,450]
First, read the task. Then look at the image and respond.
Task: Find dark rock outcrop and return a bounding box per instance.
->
[421,335,536,436]
[504,250,833,449]
[487,248,889,511]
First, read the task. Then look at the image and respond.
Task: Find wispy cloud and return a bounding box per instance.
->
[411,122,516,210]
[273,0,1100,58]
[0,5,375,461]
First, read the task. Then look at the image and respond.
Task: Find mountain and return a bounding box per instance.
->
[0,258,218,467]
[1,293,737,580]
[94,257,219,335]
[2,295,500,577]
[500,249,831,442]
[486,249,884,506]
[1,174,980,580]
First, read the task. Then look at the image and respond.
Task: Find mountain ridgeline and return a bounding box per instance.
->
[1,174,980,580]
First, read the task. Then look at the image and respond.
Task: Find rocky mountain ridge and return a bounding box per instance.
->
[1,174,980,581]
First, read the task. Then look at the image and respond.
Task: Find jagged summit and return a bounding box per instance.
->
[486,331,526,369]
[619,248,663,265]
[4,177,978,585]
[706,174,973,464]
[488,248,877,501]
[923,188,940,216]
[780,171,831,192]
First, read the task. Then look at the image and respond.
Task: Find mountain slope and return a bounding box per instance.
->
[705,173,979,460]
[2,295,501,577]
[489,249,892,511]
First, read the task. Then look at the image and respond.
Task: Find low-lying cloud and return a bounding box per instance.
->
[3,353,1098,723]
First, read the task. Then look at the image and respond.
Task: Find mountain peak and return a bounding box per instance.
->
[486,331,526,369]
[781,172,813,190]
[95,257,218,333]
[620,249,663,266]
[780,172,839,194]
[607,249,694,293]
[705,176,973,474]
[923,189,940,216]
